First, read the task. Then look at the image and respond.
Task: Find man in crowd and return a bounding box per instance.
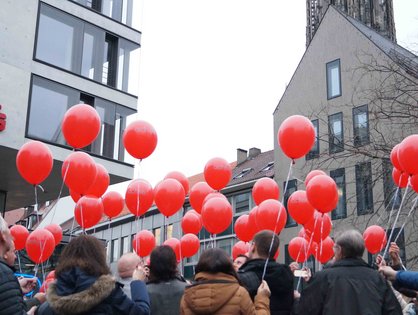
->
[0,215,41,315]
[296,229,402,315]
[233,254,248,271]
[117,252,144,298]
[238,230,294,315]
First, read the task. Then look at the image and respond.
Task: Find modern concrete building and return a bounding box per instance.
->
[274,5,418,267]
[0,1,141,216]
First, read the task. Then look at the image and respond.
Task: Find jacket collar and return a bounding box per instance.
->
[330,258,371,269]
[0,258,16,272]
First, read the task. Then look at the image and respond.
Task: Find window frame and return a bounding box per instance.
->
[328,112,344,153]
[355,162,374,215]
[284,179,298,228]
[330,168,347,220]
[326,59,342,99]
[382,159,401,209]
[306,119,319,160]
[353,104,370,147]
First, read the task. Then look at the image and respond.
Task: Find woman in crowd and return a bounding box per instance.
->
[37,235,150,315]
[146,245,188,315]
[180,248,271,315]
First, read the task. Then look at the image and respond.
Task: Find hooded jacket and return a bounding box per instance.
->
[238,259,294,315]
[180,272,269,315]
[0,259,26,315]
[37,267,150,315]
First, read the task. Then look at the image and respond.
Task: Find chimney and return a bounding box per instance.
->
[237,148,247,165]
[248,147,261,159]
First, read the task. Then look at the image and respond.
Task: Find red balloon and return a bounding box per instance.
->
[278,115,315,160]
[204,157,232,191]
[232,241,250,260]
[133,230,156,257]
[181,234,200,258]
[74,195,104,229]
[44,224,63,245]
[306,175,339,213]
[390,144,403,171]
[363,225,387,254]
[410,174,418,193]
[155,179,185,217]
[62,104,101,149]
[398,135,418,175]
[164,238,181,261]
[304,212,332,243]
[392,168,409,188]
[10,225,29,250]
[181,212,202,235]
[26,229,55,264]
[288,237,309,263]
[85,164,109,197]
[125,179,154,216]
[189,182,214,214]
[248,206,261,239]
[164,171,190,195]
[102,191,124,219]
[62,152,97,195]
[123,120,158,160]
[287,190,315,225]
[298,227,308,239]
[305,170,327,187]
[16,141,53,185]
[256,199,287,233]
[252,177,280,206]
[70,189,82,203]
[39,278,54,293]
[234,215,253,243]
[201,197,233,234]
[314,237,334,263]
[46,270,56,280]
[203,192,228,207]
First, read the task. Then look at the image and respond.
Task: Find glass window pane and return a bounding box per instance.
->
[91,99,116,158]
[153,227,161,245]
[167,224,173,239]
[284,180,297,227]
[328,113,344,153]
[326,60,341,99]
[235,193,250,214]
[330,169,347,220]
[306,119,319,160]
[118,39,140,95]
[121,236,130,254]
[112,238,119,262]
[356,162,374,215]
[353,105,369,146]
[382,159,401,208]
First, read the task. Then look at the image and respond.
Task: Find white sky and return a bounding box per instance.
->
[42,0,418,226]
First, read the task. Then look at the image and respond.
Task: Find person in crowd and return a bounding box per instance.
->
[146,246,188,315]
[0,215,37,315]
[238,230,294,315]
[403,297,418,315]
[380,266,418,291]
[233,254,248,271]
[118,252,142,298]
[37,234,150,315]
[181,247,271,314]
[296,229,402,315]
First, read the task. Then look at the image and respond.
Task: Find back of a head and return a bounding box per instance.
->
[56,235,110,277]
[253,230,279,259]
[335,229,365,259]
[149,246,178,282]
[195,248,238,279]
[118,252,140,279]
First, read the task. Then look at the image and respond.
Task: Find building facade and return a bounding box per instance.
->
[274,5,418,267]
[0,1,140,215]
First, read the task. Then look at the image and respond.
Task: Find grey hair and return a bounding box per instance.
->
[0,215,7,233]
[335,229,365,259]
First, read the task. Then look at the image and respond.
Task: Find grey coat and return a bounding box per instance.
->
[146,278,188,315]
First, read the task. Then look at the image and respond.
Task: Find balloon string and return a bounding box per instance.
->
[320,214,324,257]
[382,186,401,235]
[376,188,400,225]
[49,157,72,225]
[394,196,418,244]
[34,185,40,227]
[382,183,410,258]
[262,160,293,281]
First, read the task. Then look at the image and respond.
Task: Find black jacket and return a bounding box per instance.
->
[238,258,294,315]
[37,267,150,315]
[0,259,27,315]
[296,258,402,315]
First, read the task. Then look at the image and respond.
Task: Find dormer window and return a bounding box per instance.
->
[234,168,252,179]
[260,162,274,172]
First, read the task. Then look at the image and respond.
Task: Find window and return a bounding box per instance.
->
[166,224,173,239]
[153,227,161,245]
[284,180,297,227]
[121,236,130,255]
[328,112,344,153]
[234,192,250,214]
[382,159,401,209]
[326,59,341,99]
[353,105,369,146]
[260,162,274,172]
[306,119,319,160]
[234,168,252,179]
[27,76,135,162]
[218,238,234,256]
[356,162,374,215]
[36,4,140,94]
[111,238,119,262]
[330,168,347,219]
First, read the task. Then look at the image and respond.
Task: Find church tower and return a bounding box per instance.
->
[306,0,396,46]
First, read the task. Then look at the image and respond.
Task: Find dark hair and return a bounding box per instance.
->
[335,230,365,259]
[253,230,279,259]
[195,248,238,280]
[148,246,178,282]
[56,235,110,277]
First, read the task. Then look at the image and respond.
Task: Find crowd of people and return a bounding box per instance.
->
[1,214,418,315]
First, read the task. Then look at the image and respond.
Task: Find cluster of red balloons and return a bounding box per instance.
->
[10,224,63,264]
[390,138,418,192]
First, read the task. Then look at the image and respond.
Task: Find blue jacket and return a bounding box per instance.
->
[395,271,418,291]
[37,267,150,315]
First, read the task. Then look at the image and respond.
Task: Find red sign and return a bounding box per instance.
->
[0,105,6,131]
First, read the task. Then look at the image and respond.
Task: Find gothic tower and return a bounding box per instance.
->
[306,0,396,46]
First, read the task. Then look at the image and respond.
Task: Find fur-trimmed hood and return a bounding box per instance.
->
[47,273,116,315]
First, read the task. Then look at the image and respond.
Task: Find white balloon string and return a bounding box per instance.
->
[34,185,39,227]
[49,157,71,225]
[382,184,410,259]
[262,160,293,281]
[394,196,418,243]
[320,214,324,257]
[376,189,399,225]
